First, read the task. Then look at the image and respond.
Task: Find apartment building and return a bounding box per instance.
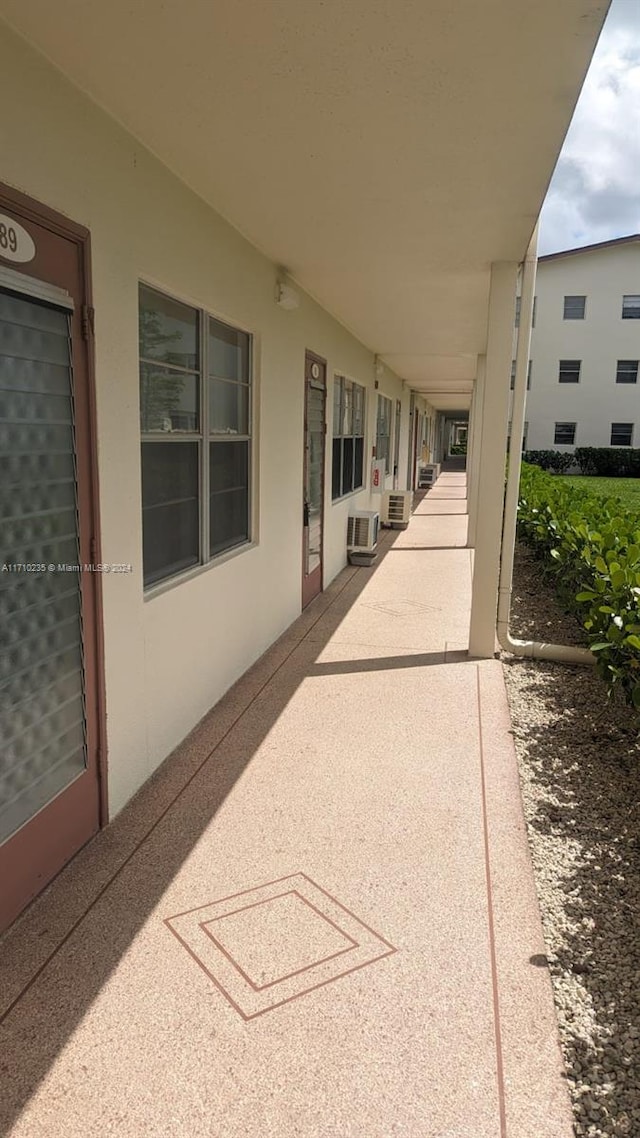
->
[512,235,640,451]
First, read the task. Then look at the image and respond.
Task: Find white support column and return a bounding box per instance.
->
[464,401,473,503]
[466,354,486,549]
[437,415,446,463]
[468,261,518,657]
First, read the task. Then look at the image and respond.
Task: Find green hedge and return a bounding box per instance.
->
[522,449,574,473]
[574,447,640,477]
[517,462,640,707]
[523,446,640,477]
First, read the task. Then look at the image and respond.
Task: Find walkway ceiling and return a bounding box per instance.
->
[0,1,609,409]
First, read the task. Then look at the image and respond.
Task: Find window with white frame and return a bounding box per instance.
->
[554,422,576,446]
[376,395,392,474]
[616,360,639,384]
[510,359,532,390]
[563,295,586,319]
[139,284,252,588]
[332,375,365,499]
[558,359,581,383]
[611,422,633,446]
[622,295,640,320]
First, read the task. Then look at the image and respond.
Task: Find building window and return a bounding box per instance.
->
[332,376,365,499]
[622,295,640,320]
[563,295,586,319]
[611,422,633,447]
[510,359,532,390]
[139,284,252,588]
[558,359,581,384]
[616,360,639,384]
[515,295,536,327]
[376,395,393,474]
[554,422,576,446]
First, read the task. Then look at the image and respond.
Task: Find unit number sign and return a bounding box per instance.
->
[0,214,36,263]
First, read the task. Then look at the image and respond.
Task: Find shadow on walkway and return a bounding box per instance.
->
[0,473,573,1138]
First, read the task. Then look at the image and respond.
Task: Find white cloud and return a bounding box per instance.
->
[539,0,640,255]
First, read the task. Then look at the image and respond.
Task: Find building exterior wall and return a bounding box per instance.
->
[517,241,640,452]
[0,26,435,819]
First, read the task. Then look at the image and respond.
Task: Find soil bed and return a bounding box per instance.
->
[502,543,640,1138]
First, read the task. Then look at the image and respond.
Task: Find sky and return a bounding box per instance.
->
[538,0,640,255]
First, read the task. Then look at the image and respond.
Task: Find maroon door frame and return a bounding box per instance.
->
[411,409,420,489]
[393,398,402,489]
[302,350,326,609]
[0,181,106,933]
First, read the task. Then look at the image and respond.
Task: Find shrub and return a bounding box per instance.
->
[573,447,640,477]
[517,462,640,708]
[522,449,575,474]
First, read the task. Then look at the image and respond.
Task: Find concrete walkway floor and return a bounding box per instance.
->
[0,474,573,1138]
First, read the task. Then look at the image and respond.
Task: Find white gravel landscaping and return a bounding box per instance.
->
[502,544,640,1138]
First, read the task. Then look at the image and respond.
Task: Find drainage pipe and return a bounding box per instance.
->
[496,224,593,666]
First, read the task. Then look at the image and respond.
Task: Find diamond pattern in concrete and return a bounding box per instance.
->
[165,873,397,1019]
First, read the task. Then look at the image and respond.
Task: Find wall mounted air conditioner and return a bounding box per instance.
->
[381,490,413,529]
[347,510,379,552]
[417,463,440,489]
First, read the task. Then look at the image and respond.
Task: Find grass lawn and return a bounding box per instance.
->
[557,475,640,510]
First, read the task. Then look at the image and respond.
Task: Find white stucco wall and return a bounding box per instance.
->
[0,26,435,817]
[520,242,640,451]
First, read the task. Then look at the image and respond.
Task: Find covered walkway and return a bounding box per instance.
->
[0,475,572,1137]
